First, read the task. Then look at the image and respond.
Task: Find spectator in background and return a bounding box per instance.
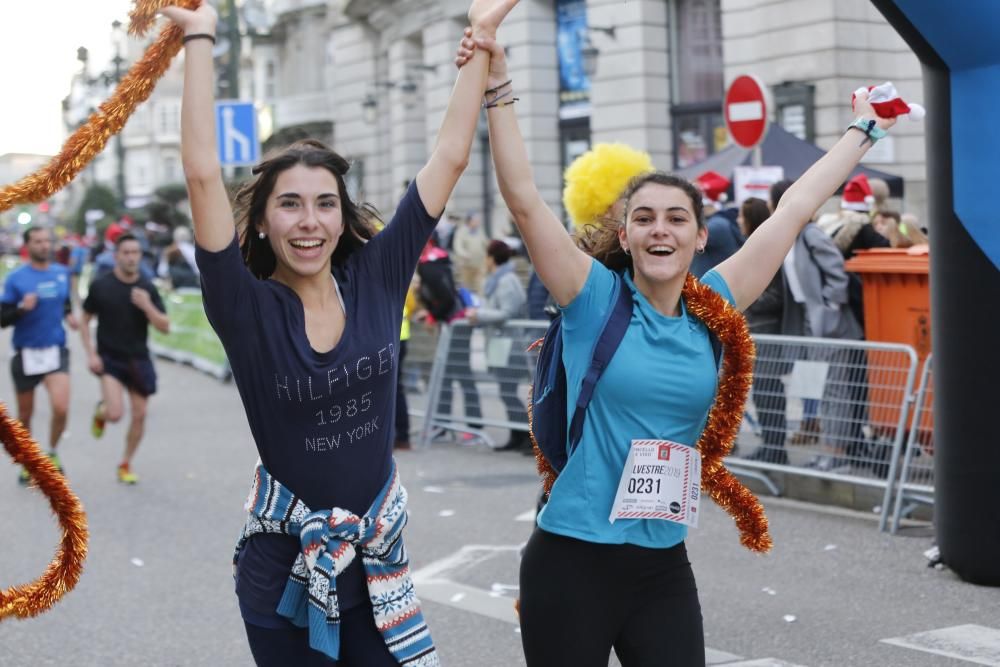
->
[874,210,929,248]
[738,197,789,465]
[868,177,890,215]
[691,170,744,277]
[434,208,460,250]
[417,237,483,434]
[776,180,867,472]
[452,210,489,293]
[394,280,421,451]
[815,173,890,331]
[466,240,529,452]
[157,226,200,289]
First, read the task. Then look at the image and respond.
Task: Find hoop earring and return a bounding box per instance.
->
[622,247,631,256]
[696,245,705,254]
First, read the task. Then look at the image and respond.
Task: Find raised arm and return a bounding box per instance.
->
[161,4,234,252]
[714,90,896,311]
[464,35,590,307]
[413,0,520,218]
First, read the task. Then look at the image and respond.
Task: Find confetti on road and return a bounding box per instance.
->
[783,615,797,623]
[130,558,144,567]
[423,486,445,494]
[438,509,456,517]
[824,544,838,551]
[449,593,465,603]
[762,587,777,595]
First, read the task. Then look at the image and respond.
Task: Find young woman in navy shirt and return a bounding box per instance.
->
[162,1,519,664]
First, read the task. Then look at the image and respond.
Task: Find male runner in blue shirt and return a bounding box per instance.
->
[1,226,78,483]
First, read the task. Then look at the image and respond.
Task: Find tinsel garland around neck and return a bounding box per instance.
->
[0,0,200,212]
[529,272,772,553]
[0,404,89,619]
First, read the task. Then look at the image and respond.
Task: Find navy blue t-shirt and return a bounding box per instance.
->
[196,182,437,623]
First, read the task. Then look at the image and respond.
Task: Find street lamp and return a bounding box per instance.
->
[110,19,128,206]
[360,76,420,124]
[580,25,616,79]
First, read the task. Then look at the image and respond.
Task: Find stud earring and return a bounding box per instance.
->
[696,245,705,254]
[258,231,266,240]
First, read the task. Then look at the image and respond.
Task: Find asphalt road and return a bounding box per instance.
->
[1,337,997,666]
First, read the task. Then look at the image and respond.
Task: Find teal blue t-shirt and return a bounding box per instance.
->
[536,258,735,548]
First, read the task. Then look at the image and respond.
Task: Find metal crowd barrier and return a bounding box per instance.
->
[413,319,546,449]
[727,334,920,531]
[890,355,935,533]
[149,287,230,380]
[410,322,924,531]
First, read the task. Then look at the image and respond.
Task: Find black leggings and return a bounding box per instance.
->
[244,604,398,667]
[519,529,705,667]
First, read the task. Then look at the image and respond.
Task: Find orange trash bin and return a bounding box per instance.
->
[845,246,931,437]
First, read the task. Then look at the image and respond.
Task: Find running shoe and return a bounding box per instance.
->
[17,467,31,485]
[91,401,106,439]
[48,451,64,473]
[117,463,138,485]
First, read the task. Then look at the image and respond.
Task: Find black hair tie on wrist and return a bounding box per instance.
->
[182,33,217,45]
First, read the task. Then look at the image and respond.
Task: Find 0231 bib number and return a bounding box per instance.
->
[609,439,701,528]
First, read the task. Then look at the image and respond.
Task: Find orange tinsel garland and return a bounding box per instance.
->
[0,404,89,619]
[529,273,772,553]
[0,0,200,213]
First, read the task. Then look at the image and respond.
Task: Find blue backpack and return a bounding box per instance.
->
[529,273,722,492]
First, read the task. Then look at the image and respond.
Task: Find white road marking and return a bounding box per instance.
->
[881,624,1000,666]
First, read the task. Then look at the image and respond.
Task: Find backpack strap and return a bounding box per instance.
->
[567,274,633,454]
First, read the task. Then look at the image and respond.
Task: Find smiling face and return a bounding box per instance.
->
[618,182,707,290]
[260,164,345,283]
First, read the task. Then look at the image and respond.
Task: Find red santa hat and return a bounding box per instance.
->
[853,81,925,121]
[841,174,876,211]
[695,170,730,207]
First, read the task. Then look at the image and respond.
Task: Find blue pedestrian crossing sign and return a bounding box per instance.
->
[215,100,260,166]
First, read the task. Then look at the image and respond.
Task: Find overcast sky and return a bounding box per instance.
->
[0,0,136,156]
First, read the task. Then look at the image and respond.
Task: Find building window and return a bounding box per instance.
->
[774,81,816,143]
[157,103,180,136]
[669,0,725,169]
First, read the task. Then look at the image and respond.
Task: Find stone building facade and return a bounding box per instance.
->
[249,0,927,231]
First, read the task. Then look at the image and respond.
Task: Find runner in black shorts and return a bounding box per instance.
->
[1,226,78,483]
[79,233,170,484]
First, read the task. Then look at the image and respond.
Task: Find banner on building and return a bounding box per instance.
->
[557,0,591,119]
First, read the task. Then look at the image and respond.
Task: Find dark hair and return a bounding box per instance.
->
[769,179,794,211]
[487,239,513,265]
[23,226,50,244]
[234,139,381,279]
[740,197,771,237]
[114,232,139,249]
[575,171,704,273]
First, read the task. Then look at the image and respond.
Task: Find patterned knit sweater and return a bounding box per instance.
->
[233,461,439,665]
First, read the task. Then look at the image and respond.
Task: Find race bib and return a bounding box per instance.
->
[609,439,701,528]
[21,346,60,376]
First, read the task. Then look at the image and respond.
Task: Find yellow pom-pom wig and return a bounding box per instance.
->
[562,143,655,229]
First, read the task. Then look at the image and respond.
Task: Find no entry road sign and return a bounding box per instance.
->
[725,75,769,149]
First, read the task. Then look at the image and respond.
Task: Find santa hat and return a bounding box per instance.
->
[853,81,925,121]
[695,170,730,207]
[841,174,876,211]
[104,222,125,245]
